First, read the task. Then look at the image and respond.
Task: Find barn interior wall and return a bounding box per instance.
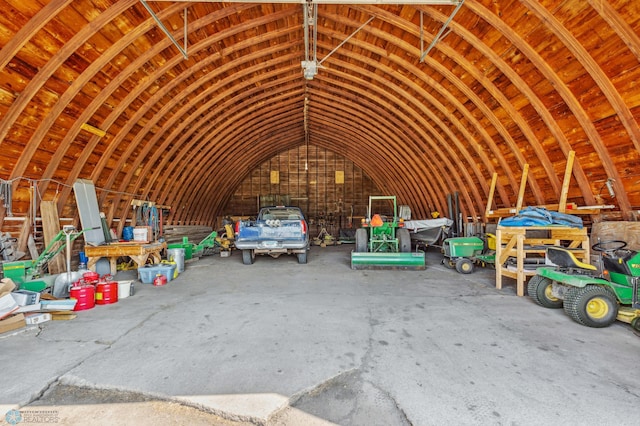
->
[223,145,381,227]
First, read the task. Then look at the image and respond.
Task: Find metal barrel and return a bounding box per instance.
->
[350,251,426,270]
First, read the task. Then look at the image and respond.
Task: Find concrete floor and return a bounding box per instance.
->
[1,245,639,426]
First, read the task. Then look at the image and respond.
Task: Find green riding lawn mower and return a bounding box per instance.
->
[529,240,640,330]
[441,233,496,274]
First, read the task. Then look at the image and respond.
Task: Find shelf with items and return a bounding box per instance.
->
[495,225,590,296]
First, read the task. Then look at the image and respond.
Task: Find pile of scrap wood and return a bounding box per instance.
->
[162,225,214,244]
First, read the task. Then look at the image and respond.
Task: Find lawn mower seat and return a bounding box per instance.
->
[546,246,597,271]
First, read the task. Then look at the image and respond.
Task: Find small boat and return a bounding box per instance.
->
[404,218,453,248]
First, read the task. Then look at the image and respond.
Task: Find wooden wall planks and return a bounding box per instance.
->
[224,145,381,221]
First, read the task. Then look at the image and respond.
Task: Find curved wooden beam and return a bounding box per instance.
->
[521,0,634,215]
[0,0,74,71]
[0,0,138,154]
[0,2,637,227]
[463,1,596,208]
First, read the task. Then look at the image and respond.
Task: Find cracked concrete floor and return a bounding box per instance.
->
[2,245,639,425]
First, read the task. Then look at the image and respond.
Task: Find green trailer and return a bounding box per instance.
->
[351,196,425,270]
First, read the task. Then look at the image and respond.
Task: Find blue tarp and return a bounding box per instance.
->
[499,206,583,229]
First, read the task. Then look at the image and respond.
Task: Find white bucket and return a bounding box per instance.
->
[117,280,133,298]
[133,228,147,242]
[167,248,185,273]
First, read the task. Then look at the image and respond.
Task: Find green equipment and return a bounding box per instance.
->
[2,226,91,292]
[193,230,219,257]
[351,196,425,270]
[442,233,496,274]
[530,240,640,329]
[167,230,219,260]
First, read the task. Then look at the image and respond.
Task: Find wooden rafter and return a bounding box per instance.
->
[0,1,637,228]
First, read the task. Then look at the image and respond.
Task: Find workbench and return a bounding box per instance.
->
[495,225,590,296]
[84,241,167,276]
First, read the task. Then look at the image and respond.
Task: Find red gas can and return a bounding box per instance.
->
[70,284,95,311]
[153,274,167,286]
[83,271,100,284]
[95,279,118,305]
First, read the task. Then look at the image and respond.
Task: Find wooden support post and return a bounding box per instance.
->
[485,173,497,221]
[27,234,38,260]
[0,205,5,232]
[41,200,65,274]
[17,213,32,258]
[558,151,575,213]
[515,164,529,214]
[496,225,589,296]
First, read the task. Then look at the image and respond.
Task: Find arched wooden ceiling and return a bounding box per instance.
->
[0,0,639,227]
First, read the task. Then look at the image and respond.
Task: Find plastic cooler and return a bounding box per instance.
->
[138,264,176,284]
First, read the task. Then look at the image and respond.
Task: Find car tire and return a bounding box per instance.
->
[242,249,254,265]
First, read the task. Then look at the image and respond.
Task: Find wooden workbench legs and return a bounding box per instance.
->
[495,229,527,297]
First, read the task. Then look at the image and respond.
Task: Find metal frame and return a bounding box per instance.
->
[302,3,374,80]
[420,0,464,61]
[150,1,459,4]
[301,1,318,79]
[140,0,465,67]
[140,0,189,59]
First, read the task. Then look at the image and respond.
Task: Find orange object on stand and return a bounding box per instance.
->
[370,214,384,227]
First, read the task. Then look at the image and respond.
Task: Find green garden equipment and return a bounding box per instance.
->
[351,196,425,270]
[530,240,640,329]
[2,226,94,292]
[442,233,496,274]
[167,230,219,259]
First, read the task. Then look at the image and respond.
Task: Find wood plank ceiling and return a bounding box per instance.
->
[0,0,639,228]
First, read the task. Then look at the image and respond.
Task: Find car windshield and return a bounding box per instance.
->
[262,208,302,220]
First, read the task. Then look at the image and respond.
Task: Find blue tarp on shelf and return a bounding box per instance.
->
[500,206,583,229]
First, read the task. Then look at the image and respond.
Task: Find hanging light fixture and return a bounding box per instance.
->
[301,0,318,80]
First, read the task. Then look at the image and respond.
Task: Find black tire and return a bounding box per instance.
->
[242,249,254,265]
[397,228,411,253]
[297,251,307,264]
[563,285,618,328]
[528,275,563,309]
[442,258,455,269]
[355,228,368,253]
[455,258,474,274]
